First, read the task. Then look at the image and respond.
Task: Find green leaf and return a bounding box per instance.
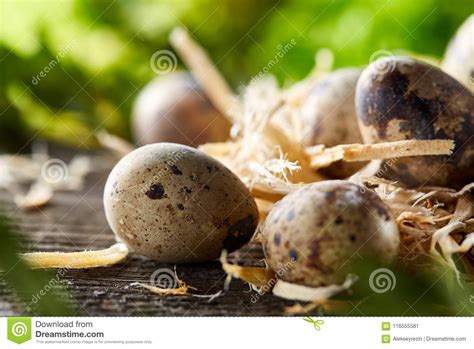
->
[0,216,76,316]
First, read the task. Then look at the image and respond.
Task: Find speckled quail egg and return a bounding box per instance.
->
[262,180,399,287]
[103,143,258,263]
[301,68,365,178]
[356,56,474,188]
[442,15,474,93]
[132,72,231,147]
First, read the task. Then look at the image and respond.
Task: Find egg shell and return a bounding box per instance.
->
[301,68,365,178]
[442,15,474,93]
[103,143,258,263]
[132,72,230,147]
[262,180,399,287]
[356,57,474,188]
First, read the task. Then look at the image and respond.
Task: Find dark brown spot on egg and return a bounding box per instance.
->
[324,191,336,202]
[177,204,184,210]
[179,186,192,194]
[223,215,257,252]
[289,249,298,261]
[169,164,183,175]
[145,183,165,199]
[274,233,281,246]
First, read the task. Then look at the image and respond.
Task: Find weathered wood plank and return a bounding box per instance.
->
[0,155,294,316]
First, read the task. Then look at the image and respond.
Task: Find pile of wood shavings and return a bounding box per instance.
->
[169,27,473,304]
[200,76,323,197]
[360,176,474,280]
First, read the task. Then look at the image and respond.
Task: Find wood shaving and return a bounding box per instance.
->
[429,197,472,281]
[131,270,224,299]
[220,251,275,290]
[308,140,454,169]
[132,273,197,296]
[13,180,53,210]
[21,243,129,269]
[190,290,223,302]
[169,27,239,119]
[95,129,135,158]
[358,177,474,278]
[272,275,357,302]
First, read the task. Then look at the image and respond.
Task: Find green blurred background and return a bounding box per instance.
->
[0,0,472,152]
[0,0,473,316]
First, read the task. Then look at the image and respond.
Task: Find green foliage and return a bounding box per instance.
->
[0,216,75,315]
[326,258,474,316]
[0,0,472,150]
[252,0,473,82]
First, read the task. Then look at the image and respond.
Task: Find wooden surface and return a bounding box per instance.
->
[0,151,295,316]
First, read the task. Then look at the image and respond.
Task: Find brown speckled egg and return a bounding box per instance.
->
[442,15,474,93]
[356,57,474,188]
[262,180,399,287]
[301,68,365,178]
[103,143,258,263]
[132,72,231,147]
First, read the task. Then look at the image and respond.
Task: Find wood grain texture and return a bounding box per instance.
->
[0,154,295,316]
